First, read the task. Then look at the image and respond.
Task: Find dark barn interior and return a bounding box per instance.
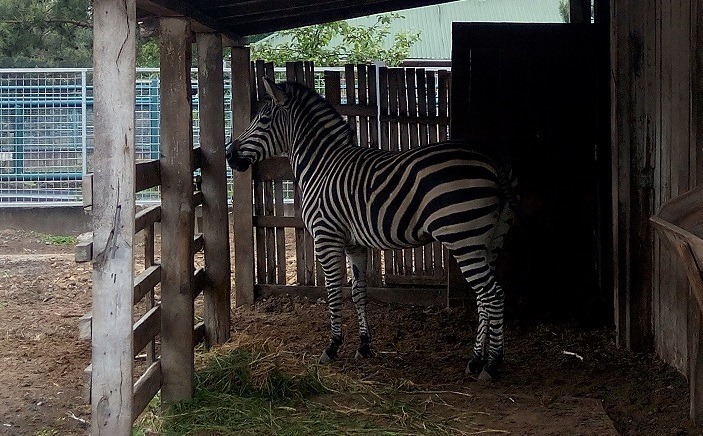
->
[451,23,610,324]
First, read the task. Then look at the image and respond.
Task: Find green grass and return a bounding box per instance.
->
[134,336,473,436]
[42,234,77,246]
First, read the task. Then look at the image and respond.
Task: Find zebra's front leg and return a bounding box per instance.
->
[346,245,373,359]
[316,241,347,364]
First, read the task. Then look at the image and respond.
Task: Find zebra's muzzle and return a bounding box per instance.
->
[225,139,251,172]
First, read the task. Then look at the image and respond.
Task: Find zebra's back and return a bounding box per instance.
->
[302,141,503,251]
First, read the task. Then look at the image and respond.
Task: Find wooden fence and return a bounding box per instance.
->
[233,62,452,305]
[78,29,231,424]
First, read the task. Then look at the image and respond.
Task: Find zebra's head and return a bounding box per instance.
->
[226,78,292,172]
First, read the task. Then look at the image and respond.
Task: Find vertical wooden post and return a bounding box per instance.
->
[91,0,136,433]
[569,0,591,23]
[159,17,195,403]
[610,0,654,352]
[196,33,231,347]
[690,1,703,424]
[231,45,255,306]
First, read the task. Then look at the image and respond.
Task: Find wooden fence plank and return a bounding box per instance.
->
[274,180,287,284]
[91,0,137,432]
[264,181,276,284]
[197,31,232,348]
[368,65,380,149]
[132,361,162,422]
[345,64,357,138]
[133,305,161,356]
[232,48,255,306]
[294,187,306,285]
[133,265,162,305]
[254,179,266,284]
[416,69,434,275]
[134,205,161,234]
[135,160,160,192]
[159,17,194,404]
[357,65,370,148]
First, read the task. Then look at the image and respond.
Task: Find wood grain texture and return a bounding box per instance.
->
[91,0,137,433]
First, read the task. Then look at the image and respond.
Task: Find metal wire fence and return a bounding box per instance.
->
[0,65,443,206]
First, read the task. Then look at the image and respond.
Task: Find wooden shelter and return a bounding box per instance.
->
[86,0,703,433]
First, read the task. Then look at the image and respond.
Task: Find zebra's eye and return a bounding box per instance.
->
[259,117,270,124]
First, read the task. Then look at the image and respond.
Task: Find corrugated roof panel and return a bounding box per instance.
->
[257,0,565,60]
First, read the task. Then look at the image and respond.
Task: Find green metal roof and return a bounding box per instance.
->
[256,0,565,61]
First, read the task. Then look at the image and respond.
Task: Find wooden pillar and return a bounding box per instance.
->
[690,1,703,425]
[159,17,195,404]
[231,45,255,306]
[91,0,136,433]
[196,32,231,346]
[610,0,654,351]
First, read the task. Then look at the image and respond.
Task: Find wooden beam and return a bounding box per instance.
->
[610,0,653,351]
[134,205,161,234]
[135,159,161,192]
[231,46,255,307]
[159,16,195,404]
[132,360,162,422]
[133,264,161,305]
[195,32,232,348]
[91,0,137,434]
[256,284,447,307]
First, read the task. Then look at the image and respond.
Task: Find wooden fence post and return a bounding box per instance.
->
[91,0,136,433]
[231,45,255,306]
[159,17,195,403]
[196,32,231,347]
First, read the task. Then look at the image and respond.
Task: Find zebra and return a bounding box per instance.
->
[226,78,518,380]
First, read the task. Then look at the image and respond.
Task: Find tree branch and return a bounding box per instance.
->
[0,18,92,29]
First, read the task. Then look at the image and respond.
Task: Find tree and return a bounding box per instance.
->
[251,13,421,67]
[0,0,93,67]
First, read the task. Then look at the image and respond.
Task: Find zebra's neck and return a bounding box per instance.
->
[288,96,353,194]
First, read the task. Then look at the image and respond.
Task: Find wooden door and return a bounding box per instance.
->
[451,23,609,321]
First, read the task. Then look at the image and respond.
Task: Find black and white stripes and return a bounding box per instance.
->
[227,78,517,379]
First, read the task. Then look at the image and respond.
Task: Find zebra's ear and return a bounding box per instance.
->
[263,77,286,105]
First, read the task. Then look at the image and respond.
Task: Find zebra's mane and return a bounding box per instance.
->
[281,80,356,145]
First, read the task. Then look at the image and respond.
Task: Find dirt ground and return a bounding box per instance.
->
[1,228,702,435]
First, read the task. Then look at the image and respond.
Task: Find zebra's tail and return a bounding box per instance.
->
[488,164,520,267]
[497,164,520,214]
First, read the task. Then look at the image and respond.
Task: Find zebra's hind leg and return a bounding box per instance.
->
[316,240,347,364]
[448,248,505,381]
[466,302,488,374]
[346,245,373,359]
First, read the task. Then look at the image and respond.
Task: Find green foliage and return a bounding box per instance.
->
[42,234,77,246]
[137,38,160,68]
[558,0,569,23]
[0,0,93,67]
[252,13,420,67]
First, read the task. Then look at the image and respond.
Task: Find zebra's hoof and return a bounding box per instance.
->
[476,361,500,381]
[465,357,486,375]
[354,344,374,359]
[477,368,496,382]
[318,350,334,364]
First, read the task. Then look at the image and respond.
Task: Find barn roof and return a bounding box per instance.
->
[136,0,462,40]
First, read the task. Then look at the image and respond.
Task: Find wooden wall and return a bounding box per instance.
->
[611,0,703,423]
